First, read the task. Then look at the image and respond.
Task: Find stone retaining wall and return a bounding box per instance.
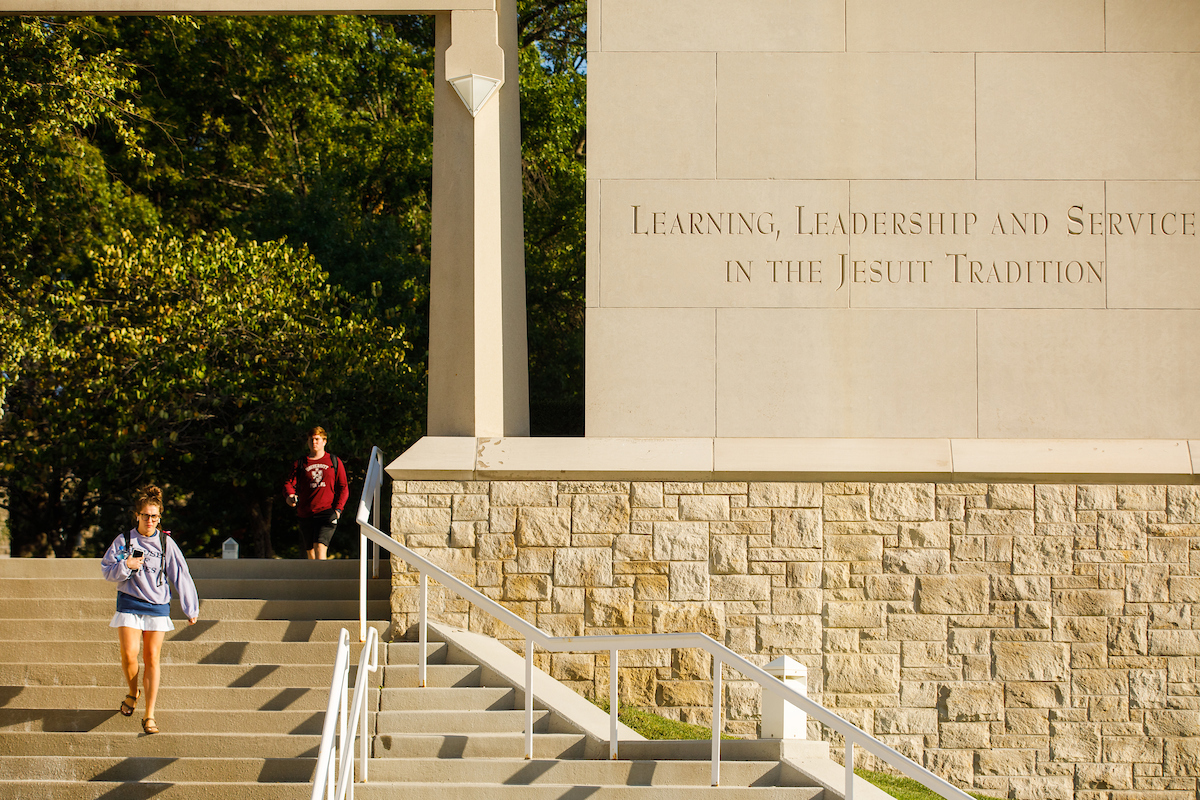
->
[390,479,1200,800]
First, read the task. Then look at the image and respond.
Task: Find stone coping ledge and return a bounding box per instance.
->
[1,0,490,13]
[385,436,1200,483]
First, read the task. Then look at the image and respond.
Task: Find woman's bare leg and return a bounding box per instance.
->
[117,626,141,703]
[141,629,166,723]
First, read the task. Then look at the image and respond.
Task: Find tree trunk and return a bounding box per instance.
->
[247,494,275,558]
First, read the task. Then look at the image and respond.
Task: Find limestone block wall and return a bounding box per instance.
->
[390,479,1200,800]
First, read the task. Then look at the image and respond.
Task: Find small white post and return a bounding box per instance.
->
[524,638,534,759]
[846,739,855,800]
[418,573,428,688]
[221,537,239,559]
[609,649,619,760]
[762,655,807,739]
[360,660,369,785]
[371,484,381,579]
[711,656,721,787]
[358,527,367,643]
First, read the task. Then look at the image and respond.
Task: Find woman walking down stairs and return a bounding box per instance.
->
[0,557,390,799]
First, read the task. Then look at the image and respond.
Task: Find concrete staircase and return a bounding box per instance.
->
[0,557,861,800]
[0,555,390,799]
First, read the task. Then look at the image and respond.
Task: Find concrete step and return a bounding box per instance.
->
[0,558,392,580]
[384,641,450,666]
[0,708,330,735]
[0,754,315,782]
[0,578,390,601]
[0,780,316,799]
[0,618,389,642]
[0,597,390,621]
[0,731,320,758]
[375,709,554,735]
[1,685,372,712]
[0,662,381,688]
[0,783,821,800]
[0,640,365,666]
[374,732,593,759]
[0,754,811,788]
[364,757,811,787]
[381,663,481,688]
[379,686,514,711]
[351,784,821,799]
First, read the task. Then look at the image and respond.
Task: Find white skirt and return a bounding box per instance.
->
[110,612,175,632]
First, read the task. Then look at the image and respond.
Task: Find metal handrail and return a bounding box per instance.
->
[310,625,380,800]
[357,446,973,800]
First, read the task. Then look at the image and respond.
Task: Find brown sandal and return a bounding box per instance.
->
[141,717,159,735]
[119,693,138,717]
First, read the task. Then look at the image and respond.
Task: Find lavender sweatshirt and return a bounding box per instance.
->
[101,529,200,620]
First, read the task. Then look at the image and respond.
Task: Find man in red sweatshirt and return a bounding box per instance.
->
[284,426,349,559]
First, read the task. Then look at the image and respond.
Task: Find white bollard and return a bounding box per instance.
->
[762,655,807,739]
[222,537,239,559]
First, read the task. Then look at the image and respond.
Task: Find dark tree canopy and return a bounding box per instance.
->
[0,7,586,558]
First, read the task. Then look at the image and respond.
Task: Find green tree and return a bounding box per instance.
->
[1,9,589,556]
[0,16,158,409]
[1,230,417,557]
[89,15,436,346]
[518,0,587,434]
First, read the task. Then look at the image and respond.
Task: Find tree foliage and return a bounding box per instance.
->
[2,231,416,557]
[0,8,587,556]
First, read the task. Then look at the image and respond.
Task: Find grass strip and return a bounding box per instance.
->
[853,768,1004,800]
[591,698,737,740]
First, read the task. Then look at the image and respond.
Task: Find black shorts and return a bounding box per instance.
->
[299,511,338,550]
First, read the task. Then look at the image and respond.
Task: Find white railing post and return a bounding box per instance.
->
[331,626,380,800]
[711,656,721,787]
[846,739,855,800]
[360,668,370,784]
[609,649,618,760]
[418,572,428,688]
[525,638,534,759]
[339,662,348,782]
[371,480,380,579]
[359,526,367,643]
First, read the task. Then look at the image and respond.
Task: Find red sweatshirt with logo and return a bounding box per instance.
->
[284,453,349,517]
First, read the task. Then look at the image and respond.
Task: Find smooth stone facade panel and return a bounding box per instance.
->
[1107,0,1200,52]
[951,439,1194,477]
[847,181,1106,309]
[586,179,601,307]
[385,437,1200,481]
[716,53,975,180]
[587,52,716,181]
[714,438,953,475]
[598,180,849,308]
[977,311,1200,438]
[1104,182,1200,309]
[476,437,715,478]
[846,0,1104,52]
[600,0,844,53]
[715,310,977,438]
[585,308,715,437]
[586,2,1200,445]
[977,54,1200,180]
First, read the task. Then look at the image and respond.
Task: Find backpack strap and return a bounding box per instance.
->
[124,528,131,552]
